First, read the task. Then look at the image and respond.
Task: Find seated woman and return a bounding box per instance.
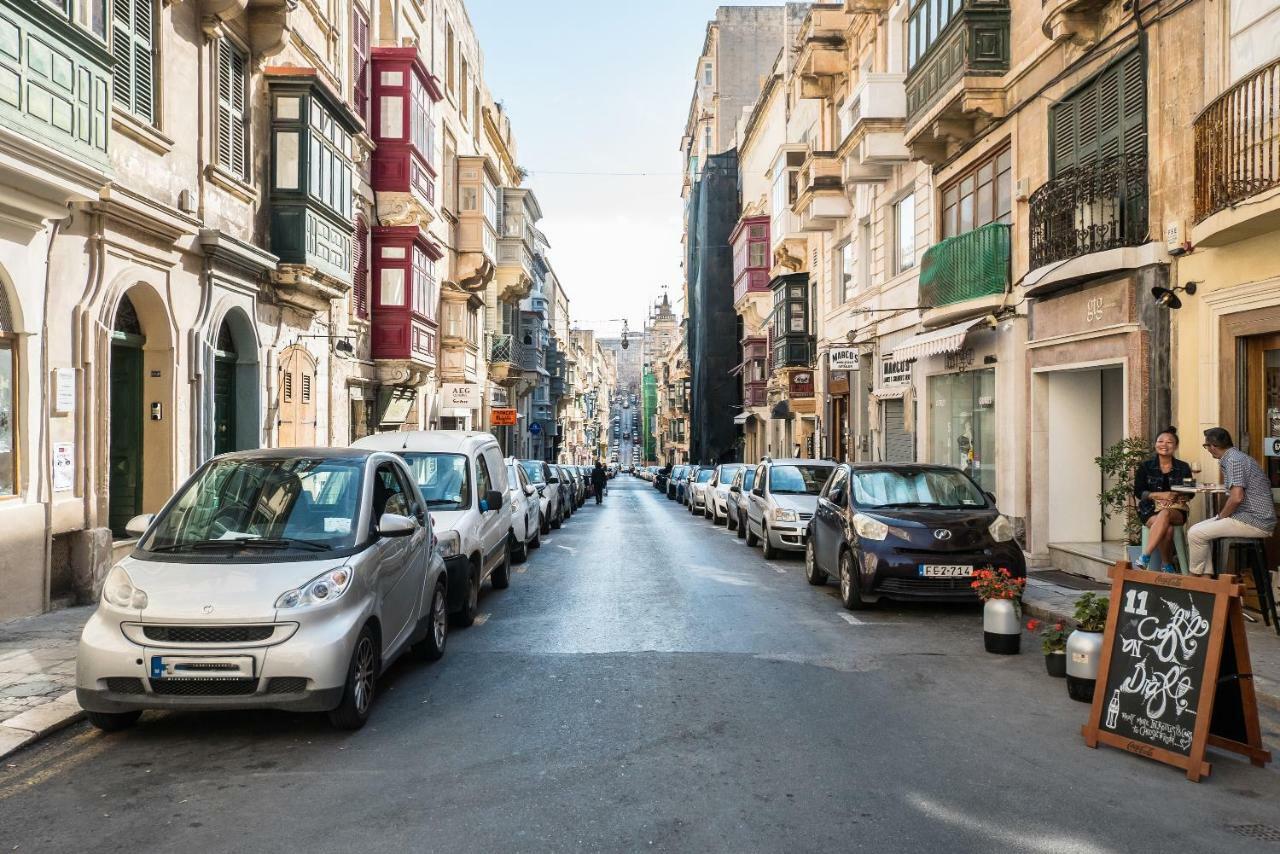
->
[1133,427,1193,572]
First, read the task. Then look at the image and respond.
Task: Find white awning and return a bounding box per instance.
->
[870,386,909,400]
[733,411,757,424]
[891,319,985,362]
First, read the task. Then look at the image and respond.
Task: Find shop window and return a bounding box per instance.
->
[928,368,996,493]
[941,146,1012,239]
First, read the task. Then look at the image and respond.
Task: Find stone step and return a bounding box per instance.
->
[1046,541,1128,584]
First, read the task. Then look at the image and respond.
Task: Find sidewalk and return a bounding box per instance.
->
[0,606,90,759]
[1024,571,1280,712]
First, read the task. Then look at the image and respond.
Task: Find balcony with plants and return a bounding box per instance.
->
[918,222,1010,328]
[1192,56,1280,247]
[267,69,363,313]
[903,0,1010,165]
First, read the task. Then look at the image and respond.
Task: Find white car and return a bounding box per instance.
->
[353,432,511,627]
[77,448,446,732]
[505,457,541,560]
[707,464,746,524]
[687,466,716,514]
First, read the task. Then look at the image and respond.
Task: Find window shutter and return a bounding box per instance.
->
[216,41,248,179]
[111,0,132,110]
[1050,48,1146,175]
[1096,67,1122,160]
[1119,50,1147,161]
[111,0,155,123]
[353,216,369,319]
[352,7,369,121]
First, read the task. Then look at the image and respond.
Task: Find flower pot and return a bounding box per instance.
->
[982,598,1020,655]
[1065,629,1104,702]
[1044,651,1067,678]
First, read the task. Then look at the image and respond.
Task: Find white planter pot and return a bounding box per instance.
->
[982,598,1020,655]
[1065,629,1104,703]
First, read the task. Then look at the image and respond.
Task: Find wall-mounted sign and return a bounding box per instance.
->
[491,408,518,427]
[54,368,75,415]
[530,422,543,436]
[491,387,509,407]
[442,383,479,410]
[944,348,975,372]
[829,348,860,371]
[881,357,912,386]
[789,371,815,398]
[52,442,73,492]
[1265,437,1280,458]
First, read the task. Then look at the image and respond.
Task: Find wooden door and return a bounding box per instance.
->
[278,347,317,447]
[1244,332,1280,609]
[108,342,143,536]
[214,356,236,455]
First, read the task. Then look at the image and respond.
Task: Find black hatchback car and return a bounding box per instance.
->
[804,463,1025,609]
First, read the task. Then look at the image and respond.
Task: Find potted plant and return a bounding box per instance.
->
[971,568,1027,655]
[1095,437,1150,549]
[1065,592,1110,703]
[1028,618,1069,677]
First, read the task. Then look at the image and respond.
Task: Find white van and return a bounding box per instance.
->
[353,432,510,626]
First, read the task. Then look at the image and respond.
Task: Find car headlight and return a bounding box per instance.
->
[852,513,889,542]
[436,529,462,559]
[772,508,798,523]
[989,514,1014,543]
[275,566,353,609]
[102,565,148,609]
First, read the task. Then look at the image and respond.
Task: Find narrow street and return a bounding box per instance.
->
[2,476,1278,853]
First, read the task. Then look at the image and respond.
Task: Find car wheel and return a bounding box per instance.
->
[492,542,512,590]
[85,710,141,732]
[540,510,551,535]
[761,525,778,560]
[804,540,825,586]
[450,560,480,627]
[839,549,868,611]
[530,522,542,549]
[328,626,378,730]
[511,530,528,563]
[727,510,736,532]
[745,519,759,547]
[736,511,747,539]
[552,508,562,530]
[413,580,448,662]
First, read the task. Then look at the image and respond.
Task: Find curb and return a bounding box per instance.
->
[1023,596,1280,715]
[0,691,85,761]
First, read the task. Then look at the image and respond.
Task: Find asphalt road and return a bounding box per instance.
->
[3,477,1280,853]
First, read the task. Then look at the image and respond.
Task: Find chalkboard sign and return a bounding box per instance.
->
[1083,565,1272,781]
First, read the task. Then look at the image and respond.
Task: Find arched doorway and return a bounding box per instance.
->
[108,295,144,536]
[213,320,237,456]
[278,345,317,446]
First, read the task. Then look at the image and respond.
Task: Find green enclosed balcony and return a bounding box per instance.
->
[919,222,1010,327]
[0,1,112,173]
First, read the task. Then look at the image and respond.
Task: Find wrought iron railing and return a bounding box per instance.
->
[1195,57,1280,222]
[919,222,1010,307]
[489,333,514,364]
[1028,154,1149,271]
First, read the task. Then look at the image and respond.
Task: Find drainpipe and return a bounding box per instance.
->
[328,301,337,446]
[38,217,65,610]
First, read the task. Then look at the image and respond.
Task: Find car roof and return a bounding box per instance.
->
[845,462,968,474]
[211,447,376,463]
[763,458,835,466]
[352,430,499,455]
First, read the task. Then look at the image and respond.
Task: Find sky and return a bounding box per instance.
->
[466,1,783,340]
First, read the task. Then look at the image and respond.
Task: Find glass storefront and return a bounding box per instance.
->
[928,368,996,492]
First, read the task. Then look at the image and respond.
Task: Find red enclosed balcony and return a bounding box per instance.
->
[731,215,771,308]
[371,47,444,217]
[371,225,444,368]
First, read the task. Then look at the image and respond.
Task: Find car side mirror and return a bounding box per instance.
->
[548,477,559,484]
[524,485,536,497]
[124,514,154,537]
[480,490,504,512]
[378,512,416,538]
[729,485,740,494]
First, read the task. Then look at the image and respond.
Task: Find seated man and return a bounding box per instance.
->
[1187,427,1277,576]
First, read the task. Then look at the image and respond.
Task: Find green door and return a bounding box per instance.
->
[109,341,143,537]
[213,355,237,456]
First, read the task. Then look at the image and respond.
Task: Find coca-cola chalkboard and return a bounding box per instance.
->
[1082,566,1271,781]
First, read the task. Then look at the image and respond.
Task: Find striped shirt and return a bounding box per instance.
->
[1220,447,1277,533]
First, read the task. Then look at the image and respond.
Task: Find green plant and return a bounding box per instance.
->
[1027,618,1069,653]
[1095,437,1150,545]
[970,568,1026,602]
[1072,592,1110,633]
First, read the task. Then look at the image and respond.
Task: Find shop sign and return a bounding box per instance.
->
[442,383,479,410]
[829,348,860,370]
[881,357,912,386]
[828,374,850,395]
[53,442,73,492]
[1032,278,1131,341]
[491,387,509,407]
[789,371,815,398]
[944,348,975,372]
[491,408,518,427]
[54,368,75,415]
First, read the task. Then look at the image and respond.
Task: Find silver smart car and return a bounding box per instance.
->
[76,448,446,731]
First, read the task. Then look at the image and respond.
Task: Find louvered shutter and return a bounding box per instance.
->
[1119,50,1147,161]
[111,0,132,110]
[217,41,248,179]
[353,216,369,319]
[1051,48,1146,175]
[111,0,155,123]
[352,7,369,121]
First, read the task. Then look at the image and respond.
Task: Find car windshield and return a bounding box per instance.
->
[769,465,833,495]
[139,456,364,556]
[696,469,715,483]
[851,469,988,509]
[718,465,744,484]
[399,453,471,510]
[520,460,546,484]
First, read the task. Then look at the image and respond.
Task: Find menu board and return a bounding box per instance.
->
[1083,565,1271,782]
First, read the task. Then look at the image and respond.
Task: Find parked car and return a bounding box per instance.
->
[687,466,716,514]
[805,463,1026,610]
[706,464,746,524]
[76,448,446,732]
[568,466,586,507]
[727,466,757,537]
[555,465,578,514]
[744,458,837,559]
[577,465,595,498]
[666,465,689,501]
[520,459,564,533]
[355,431,512,626]
[655,466,670,492]
[504,457,541,560]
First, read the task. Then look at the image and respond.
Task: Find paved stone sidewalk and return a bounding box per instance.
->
[1024,572,1280,711]
[0,606,92,758]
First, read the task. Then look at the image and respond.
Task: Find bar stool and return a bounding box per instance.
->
[1214,537,1280,635]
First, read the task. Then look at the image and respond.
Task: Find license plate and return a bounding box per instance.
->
[918,564,973,578]
[150,655,255,681]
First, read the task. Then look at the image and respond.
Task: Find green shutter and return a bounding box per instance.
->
[111,0,155,124]
[1050,47,1146,175]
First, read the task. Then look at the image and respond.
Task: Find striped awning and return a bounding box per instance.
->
[870,386,909,400]
[891,318,985,362]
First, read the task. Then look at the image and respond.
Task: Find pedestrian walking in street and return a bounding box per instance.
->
[1188,427,1277,575]
[1133,426,1192,573]
[591,460,608,504]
